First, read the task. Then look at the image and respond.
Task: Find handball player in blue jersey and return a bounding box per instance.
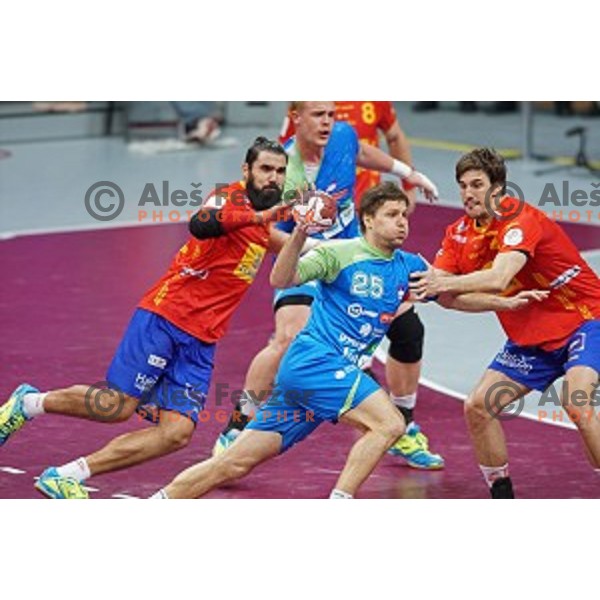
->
[151,182,429,499]
[212,101,442,470]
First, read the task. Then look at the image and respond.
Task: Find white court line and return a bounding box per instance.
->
[111,493,140,499]
[374,342,578,432]
[419,377,577,432]
[0,466,27,475]
[0,218,176,241]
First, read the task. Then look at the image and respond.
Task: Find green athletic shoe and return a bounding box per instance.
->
[0,383,38,447]
[388,423,445,470]
[35,467,89,499]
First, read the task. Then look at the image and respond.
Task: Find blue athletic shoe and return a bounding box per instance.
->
[388,423,445,470]
[0,383,38,447]
[211,429,241,457]
[35,467,89,499]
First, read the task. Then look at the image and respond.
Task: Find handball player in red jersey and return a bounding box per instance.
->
[411,147,600,498]
[0,137,298,499]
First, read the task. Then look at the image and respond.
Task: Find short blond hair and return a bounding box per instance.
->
[289,101,306,113]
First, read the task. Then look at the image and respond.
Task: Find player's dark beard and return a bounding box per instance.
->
[247,176,282,211]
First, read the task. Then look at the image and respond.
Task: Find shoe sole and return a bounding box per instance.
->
[34,479,61,499]
[389,451,446,470]
[405,461,445,471]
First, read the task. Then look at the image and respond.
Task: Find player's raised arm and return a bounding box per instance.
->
[270,228,308,288]
[357,142,439,203]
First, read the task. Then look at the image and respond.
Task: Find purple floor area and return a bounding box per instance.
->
[1,205,599,498]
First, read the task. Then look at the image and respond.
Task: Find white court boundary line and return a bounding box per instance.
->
[0,218,179,241]
[374,341,584,433]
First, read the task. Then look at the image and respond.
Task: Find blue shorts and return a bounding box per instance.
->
[106,308,216,424]
[247,334,380,453]
[489,320,600,392]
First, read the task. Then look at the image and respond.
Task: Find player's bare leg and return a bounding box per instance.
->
[333,390,406,498]
[155,429,282,499]
[464,369,530,498]
[385,306,444,469]
[0,383,138,452]
[561,366,600,468]
[44,385,139,421]
[215,305,310,451]
[85,411,195,475]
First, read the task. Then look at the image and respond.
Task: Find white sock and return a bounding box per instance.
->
[390,392,417,410]
[480,463,510,488]
[56,457,91,482]
[329,489,353,499]
[150,489,170,499]
[22,392,47,418]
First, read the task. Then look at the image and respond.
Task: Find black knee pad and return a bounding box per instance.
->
[386,307,424,363]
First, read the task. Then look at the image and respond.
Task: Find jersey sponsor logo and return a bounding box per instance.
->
[347,303,378,319]
[494,350,536,376]
[503,228,524,247]
[568,332,587,361]
[134,372,158,394]
[180,266,210,280]
[153,282,169,306]
[147,354,167,369]
[549,265,582,289]
[339,332,368,350]
[233,243,267,284]
[452,234,468,244]
[359,323,373,338]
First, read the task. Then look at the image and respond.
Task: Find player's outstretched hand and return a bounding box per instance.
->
[405,170,439,203]
[504,290,550,310]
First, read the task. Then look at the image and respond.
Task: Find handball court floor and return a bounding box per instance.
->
[1,204,600,499]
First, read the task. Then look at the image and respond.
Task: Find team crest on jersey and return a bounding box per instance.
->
[234,243,267,284]
[503,228,524,247]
